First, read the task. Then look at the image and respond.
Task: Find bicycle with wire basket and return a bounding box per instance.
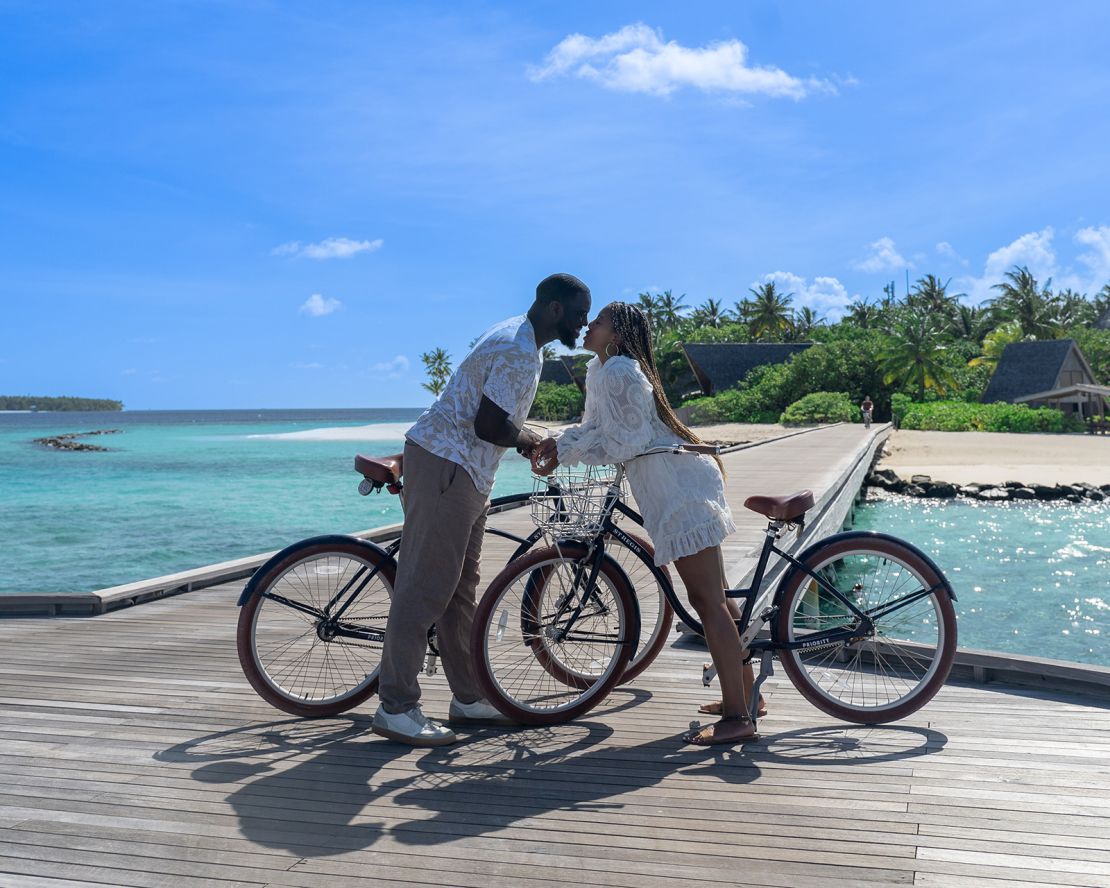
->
[470,444,959,728]
[234,448,676,717]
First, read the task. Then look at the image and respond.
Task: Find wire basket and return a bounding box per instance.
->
[530,465,625,539]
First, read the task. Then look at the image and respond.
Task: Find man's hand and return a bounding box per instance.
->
[515,425,543,458]
[531,437,559,475]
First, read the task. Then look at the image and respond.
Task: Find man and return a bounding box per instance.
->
[372,273,592,746]
[861,395,874,428]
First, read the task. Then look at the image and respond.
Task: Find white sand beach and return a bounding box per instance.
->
[877,429,1110,486]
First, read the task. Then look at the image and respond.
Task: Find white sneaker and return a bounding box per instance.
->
[372,704,456,746]
[448,696,515,726]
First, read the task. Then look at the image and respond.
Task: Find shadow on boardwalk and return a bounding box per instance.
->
[157,688,947,859]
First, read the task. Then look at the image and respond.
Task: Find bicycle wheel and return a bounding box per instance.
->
[472,540,639,726]
[775,533,957,724]
[603,530,675,684]
[237,537,394,717]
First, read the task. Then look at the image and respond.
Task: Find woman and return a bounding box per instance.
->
[533,303,760,745]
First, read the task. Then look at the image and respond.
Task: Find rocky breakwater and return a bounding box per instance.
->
[32,429,122,452]
[866,469,1109,504]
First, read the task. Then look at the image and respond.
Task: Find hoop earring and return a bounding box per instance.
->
[605,342,619,358]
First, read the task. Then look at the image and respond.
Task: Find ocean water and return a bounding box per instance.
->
[0,410,536,595]
[852,493,1110,666]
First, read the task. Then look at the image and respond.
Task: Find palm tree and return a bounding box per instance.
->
[744,281,794,341]
[1055,288,1096,328]
[846,299,879,330]
[989,266,1060,338]
[968,320,1025,372]
[790,306,825,341]
[655,290,687,330]
[420,347,452,396]
[948,303,995,342]
[692,298,726,328]
[878,310,956,401]
[908,274,961,318]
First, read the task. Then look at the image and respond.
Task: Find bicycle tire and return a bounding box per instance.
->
[775,534,957,724]
[472,540,639,726]
[602,529,675,684]
[237,537,394,717]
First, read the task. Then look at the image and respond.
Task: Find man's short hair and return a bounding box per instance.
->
[536,273,590,305]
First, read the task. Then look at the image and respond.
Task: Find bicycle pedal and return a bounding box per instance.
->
[702,663,718,686]
[424,653,438,676]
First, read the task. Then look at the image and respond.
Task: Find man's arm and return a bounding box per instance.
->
[475,395,542,455]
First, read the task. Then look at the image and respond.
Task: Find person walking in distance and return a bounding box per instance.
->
[861,395,874,428]
[372,274,592,747]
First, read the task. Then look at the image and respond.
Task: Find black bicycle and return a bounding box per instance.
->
[235,450,676,717]
[470,448,959,727]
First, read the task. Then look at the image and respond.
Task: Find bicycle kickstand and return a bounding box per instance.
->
[748,651,774,724]
[423,650,438,677]
[701,663,718,687]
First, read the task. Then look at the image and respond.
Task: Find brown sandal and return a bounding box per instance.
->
[682,715,761,746]
[698,698,767,718]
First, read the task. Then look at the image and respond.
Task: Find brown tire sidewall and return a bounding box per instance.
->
[236,539,394,717]
[610,530,674,685]
[775,536,956,724]
[472,541,637,726]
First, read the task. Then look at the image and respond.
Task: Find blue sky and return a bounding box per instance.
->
[3,1,1109,409]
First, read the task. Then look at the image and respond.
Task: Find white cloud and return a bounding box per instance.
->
[300,294,342,317]
[936,242,969,267]
[273,237,383,260]
[530,23,833,99]
[756,271,857,320]
[960,228,1057,303]
[852,237,911,274]
[1074,225,1110,288]
[371,355,410,379]
[956,225,1110,304]
[291,361,324,370]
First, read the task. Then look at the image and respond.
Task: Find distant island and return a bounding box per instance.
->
[0,396,123,412]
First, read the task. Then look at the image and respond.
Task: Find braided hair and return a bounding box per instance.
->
[606,302,724,474]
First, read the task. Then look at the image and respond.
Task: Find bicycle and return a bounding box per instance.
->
[470,446,958,727]
[235,448,676,717]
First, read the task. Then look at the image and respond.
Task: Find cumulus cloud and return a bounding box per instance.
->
[957,226,1110,304]
[372,355,410,379]
[756,271,857,319]
[273,237,383,260]
[852,237,911,274]
[530,23,833,99]
[300,294,342,317]
[936,241,968,266]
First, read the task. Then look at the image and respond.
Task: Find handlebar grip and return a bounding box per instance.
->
[680,443,721,455]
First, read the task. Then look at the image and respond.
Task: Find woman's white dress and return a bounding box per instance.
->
[554,356,736,567]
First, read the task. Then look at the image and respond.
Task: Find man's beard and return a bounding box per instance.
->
[557,326,579,349]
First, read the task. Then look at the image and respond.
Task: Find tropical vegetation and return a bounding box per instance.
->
[0,396,123,411]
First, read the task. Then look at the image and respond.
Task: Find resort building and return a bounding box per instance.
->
[539,356,587,392]
[981,338,1109,419]
[680,342,812,397]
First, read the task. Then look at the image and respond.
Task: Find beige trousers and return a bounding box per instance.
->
[377,441,489,713]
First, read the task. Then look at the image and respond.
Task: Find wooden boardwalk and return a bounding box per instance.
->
[2,425,1109,887]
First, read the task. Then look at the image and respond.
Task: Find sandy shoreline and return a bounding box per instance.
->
[877,430,1110,486]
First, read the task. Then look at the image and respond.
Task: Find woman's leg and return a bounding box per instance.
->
[699,594,765,717]
[673,546,757,744]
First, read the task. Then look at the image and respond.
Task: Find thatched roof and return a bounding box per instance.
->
[981,339,1094,403]
[680,343,812,396]
[539,359,575,387]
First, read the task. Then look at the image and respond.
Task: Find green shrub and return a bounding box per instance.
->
[899,400,1083,433]
[528,382,584,422]
[780,391,855,424]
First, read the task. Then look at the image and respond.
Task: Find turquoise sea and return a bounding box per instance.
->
[0,410,536,597]
[853,493,1110,667]
[3,410,1108,666]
